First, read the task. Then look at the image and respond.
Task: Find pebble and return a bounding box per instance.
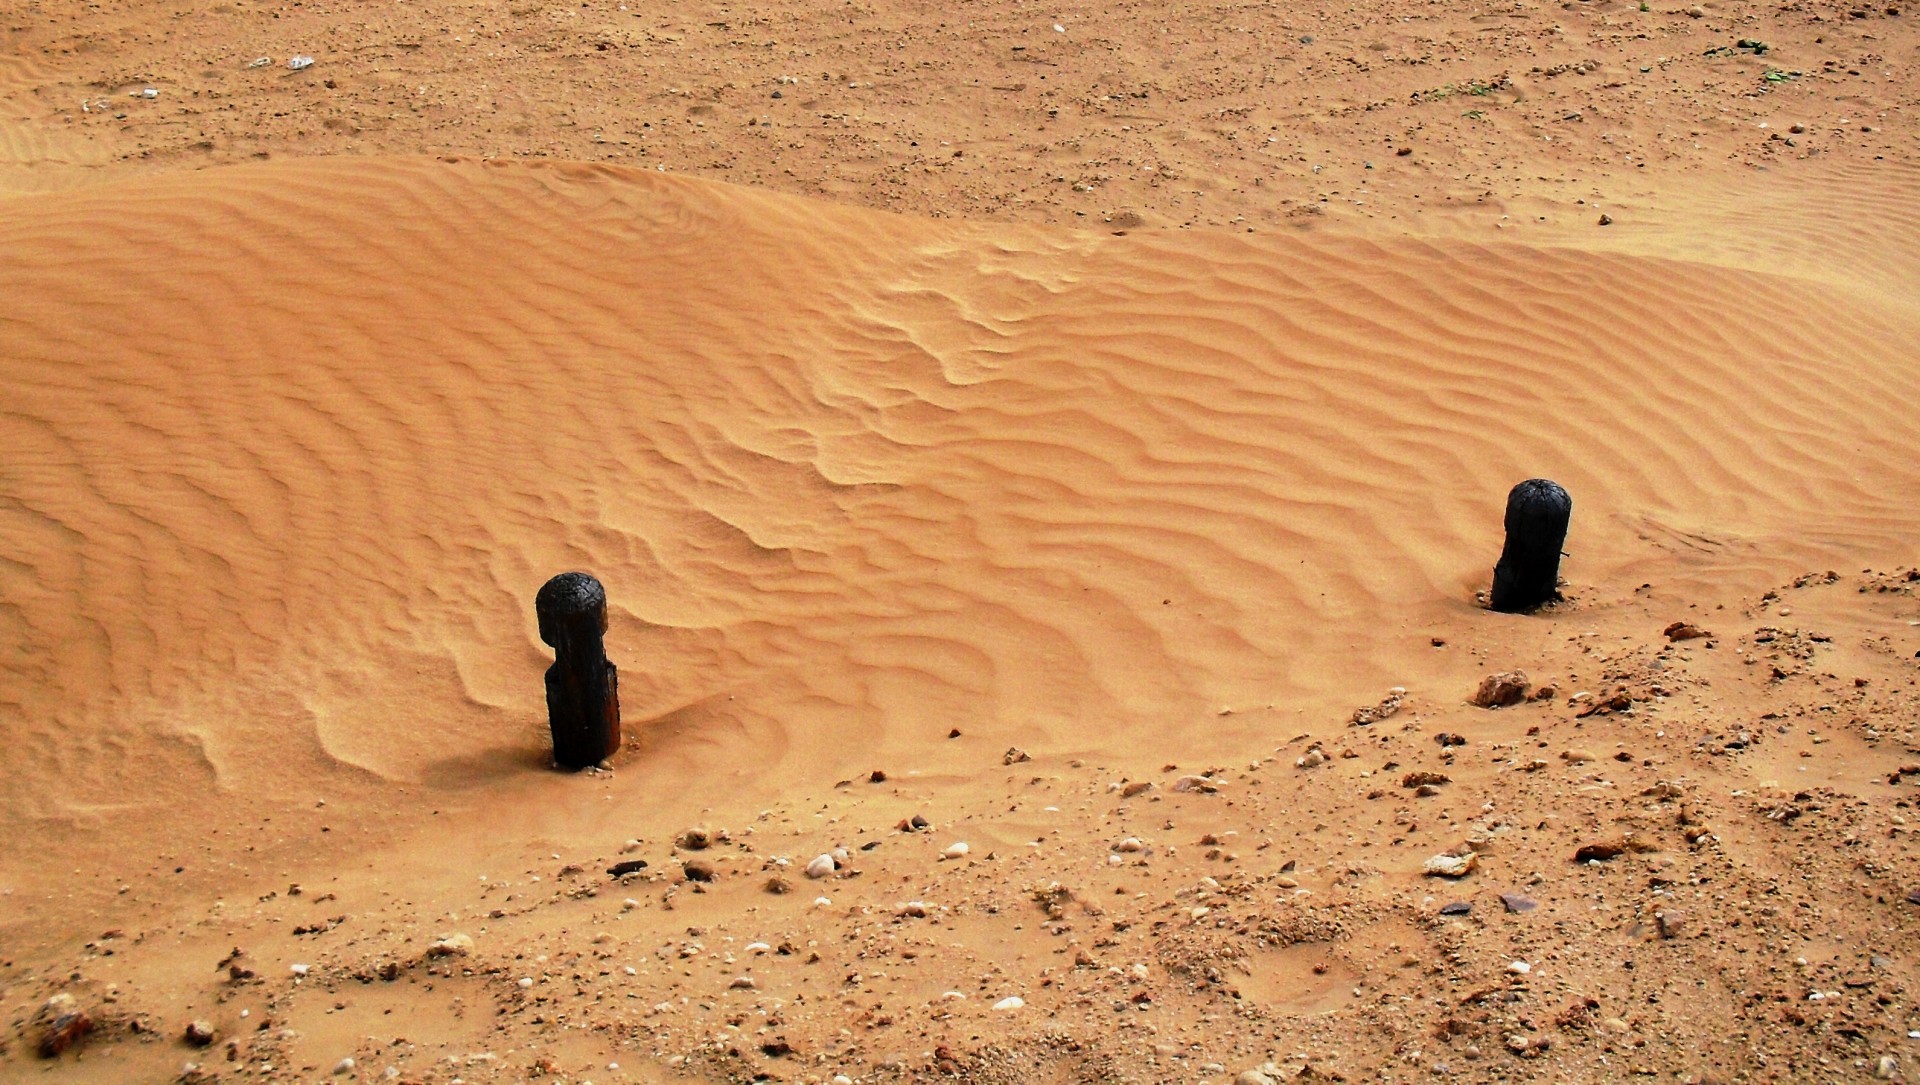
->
[682,858,716,882]
[334,1057,356,1075]
[1508,960,1533,974]
[805,854,837,879]
[993,996,1025,1010]
[517,978,534,989]
[730,975,756,990]
[185,1020,216,1047]
[1500,893,1538,913]
[36,998,93,1058]
[427,933,474,957]
[288,56,315,70]
[290,963,311,977]
[942,842,970,860]
[1470,671,1531,708]
[1439,901,1472,916]
[1877,1055,1899,1078]
[1423,851,1477,878]
[1115,837,1146,853]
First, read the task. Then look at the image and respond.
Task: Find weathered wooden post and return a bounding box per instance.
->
[1490,479,1571,613]
[535,572,621,769]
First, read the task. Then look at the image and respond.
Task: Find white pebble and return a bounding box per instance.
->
[942,842,970,860]
[290,963,310,977]
[288,56,314,70]
[805,854,837,879]
[1508,960,1533,974]
[333,1057,356,1075]
[517,977,534,989]
[1115,837,1145,853]
[993,995,1025,1010]
[746,942,771,954]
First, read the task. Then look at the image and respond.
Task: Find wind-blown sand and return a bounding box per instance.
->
[3,1,1920,1082]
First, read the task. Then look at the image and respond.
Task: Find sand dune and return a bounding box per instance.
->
[4,153,1919,961]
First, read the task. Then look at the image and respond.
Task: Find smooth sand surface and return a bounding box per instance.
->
[3,1,1920,1082]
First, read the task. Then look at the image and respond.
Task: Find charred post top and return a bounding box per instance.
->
[536,571,608,646]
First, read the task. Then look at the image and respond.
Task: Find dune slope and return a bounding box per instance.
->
[3,155,1919,949]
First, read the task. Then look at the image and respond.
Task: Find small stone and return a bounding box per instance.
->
[1423,851,1478,878]
[678,827,713,850]
[606,859,648,877]
[764,876,792,894]
[1663,621,1710,641]
[1561,749,1596,763]
[1686,4,1706,15]
[38,1007,93,1058]
[1598,213,1613,226]
[1508,960,1533,974]
[992,996,1025,1010]
[898,901,930,917]
[1402,771,1451,788]
[1435,732,1467,747]
[730,975,757,990]
[1500,893,1538,913]
[1877,1055,1898,1079]
[682,858,716,882]
[1296,748,1327,769]
[1003,747,1031,765]
[1656,909,1685,939]
[185,1020,216,1047]
[1121,781,1154,798]
[290,963,311,977]
[805,854,836,879]
[942,841,971,860]
[1172,774,1220,793]
[1116,837,1146,853]
[1905,888,1920,906]
[1439,901,1473,916]
[426,933,473,957]
[1575,841,1625,862]
[1351,687,1406,725]
[333,1057,356,1075]
[1470,671,1532,708]
[620,838,642,853]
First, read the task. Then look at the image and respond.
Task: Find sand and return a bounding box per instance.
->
[2,0,1919,1082]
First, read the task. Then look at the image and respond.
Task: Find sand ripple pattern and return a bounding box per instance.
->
[3,156,1918,854]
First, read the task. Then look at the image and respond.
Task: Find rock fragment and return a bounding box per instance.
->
[185,1020,216,1047]
[1350,687,1406,725]
[1423,850,1478,878]
[1470,671,1532,708]
[36,996,93,1058]
[426,933,474,957]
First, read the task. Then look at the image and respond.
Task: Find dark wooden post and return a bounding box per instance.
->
[535,572,621,769]
[1490,479,1571,613]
